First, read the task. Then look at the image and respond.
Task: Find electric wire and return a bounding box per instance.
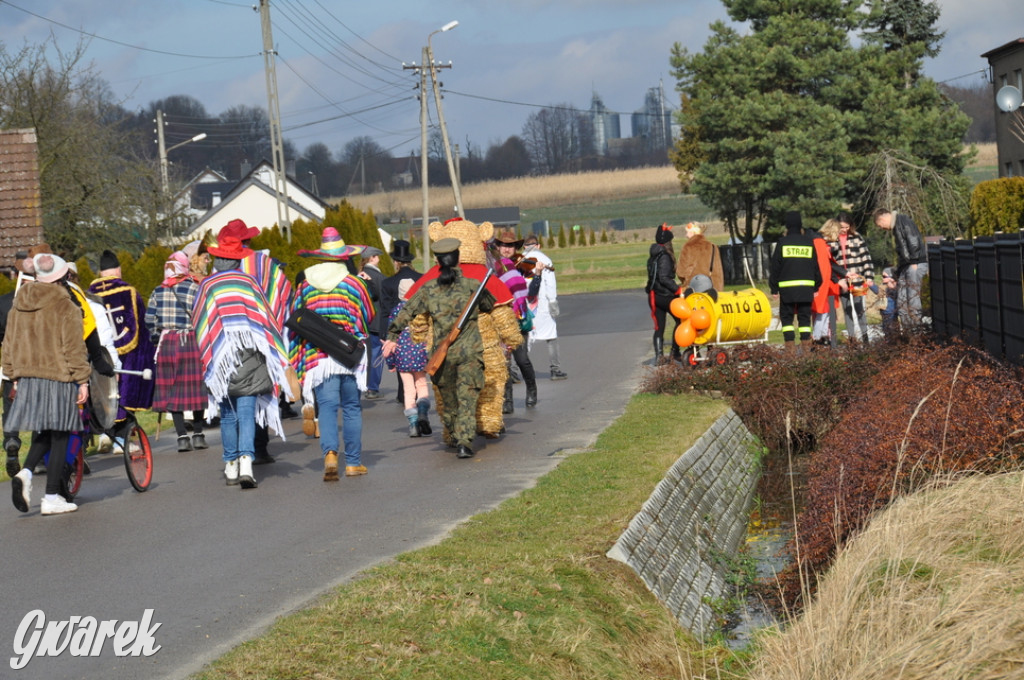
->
[0,0,257,60]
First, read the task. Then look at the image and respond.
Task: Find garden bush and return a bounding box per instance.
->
[771,337,1024,610]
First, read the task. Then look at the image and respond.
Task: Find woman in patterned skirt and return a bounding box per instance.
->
[385,279,431,437]
[145,251,207,452]
[2,253,90,515]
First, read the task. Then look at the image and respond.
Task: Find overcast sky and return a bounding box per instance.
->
[1,0,1018,159]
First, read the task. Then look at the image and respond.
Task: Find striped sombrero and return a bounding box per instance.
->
[298,227,365,260]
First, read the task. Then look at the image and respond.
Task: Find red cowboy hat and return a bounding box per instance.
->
[219,218,260,242]
[207,235,252,260]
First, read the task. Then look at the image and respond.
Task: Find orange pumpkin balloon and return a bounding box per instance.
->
[675,320,696,347]
[669,297,691,320]
[691,308,712,331]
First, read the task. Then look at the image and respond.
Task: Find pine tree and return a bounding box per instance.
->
[671,0,969,240]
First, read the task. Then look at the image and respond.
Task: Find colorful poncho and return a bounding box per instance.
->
[287,262,373,402]
[192,270,292,436]
[242,250,294,329]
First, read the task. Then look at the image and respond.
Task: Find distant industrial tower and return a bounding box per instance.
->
[632,84,675,153]
[589,93,621,156]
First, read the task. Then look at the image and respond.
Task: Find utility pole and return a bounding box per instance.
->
[156,110,169,197]
[427,47,464,219]
[258,0,291,242]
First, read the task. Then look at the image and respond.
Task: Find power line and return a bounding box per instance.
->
[1,0,258,60]
[309,0,401,64]
[445,88,666,118]
[275,0,403,80]
[936,69,988,85]
[282,98,413,132]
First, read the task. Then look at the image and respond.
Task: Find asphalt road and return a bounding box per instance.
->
[0,290,652,680]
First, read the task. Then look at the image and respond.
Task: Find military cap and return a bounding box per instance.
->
[432,238,461,255]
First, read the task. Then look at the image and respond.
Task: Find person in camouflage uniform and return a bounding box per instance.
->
[382,238,493,460]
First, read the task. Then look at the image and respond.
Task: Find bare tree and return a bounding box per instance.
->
[861,148,968,238]
[521,103,591,174]
[0,37,162,257]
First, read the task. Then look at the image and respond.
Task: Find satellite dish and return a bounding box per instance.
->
[996,85,1023,113]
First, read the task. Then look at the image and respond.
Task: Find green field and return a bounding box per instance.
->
[522,194,717,232]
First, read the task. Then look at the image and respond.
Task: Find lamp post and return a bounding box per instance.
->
[416,20,460,269]
[159,132,207,196]
[156,109,207,237]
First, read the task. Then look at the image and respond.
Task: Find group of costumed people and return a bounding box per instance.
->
[645,221,723,363]
[5,215,555,513]
[645,212,878,361]
[2,242,168,515]
[384,218,525,459]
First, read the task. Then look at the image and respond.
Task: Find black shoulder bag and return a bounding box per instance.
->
[285,306,365,369]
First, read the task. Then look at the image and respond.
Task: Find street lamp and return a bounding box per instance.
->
[418,20,461,269]
[160,132,207,197]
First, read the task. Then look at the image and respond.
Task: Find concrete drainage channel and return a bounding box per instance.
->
[607,409,788,646]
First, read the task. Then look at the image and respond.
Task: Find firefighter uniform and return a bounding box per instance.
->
[769,212,823,345]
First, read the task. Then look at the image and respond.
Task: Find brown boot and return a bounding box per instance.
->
[323,451,339,482]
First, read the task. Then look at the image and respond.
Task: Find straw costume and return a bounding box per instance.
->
[405,218,522,439]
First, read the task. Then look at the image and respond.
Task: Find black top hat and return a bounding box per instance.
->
[390,239,414,262]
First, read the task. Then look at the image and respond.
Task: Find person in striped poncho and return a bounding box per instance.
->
[192,235,293,489]
[289,228,373,482]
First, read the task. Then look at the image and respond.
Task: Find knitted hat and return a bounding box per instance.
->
[784,211,803,234]
[655,223,674,244]
[99,249,120,270]
[398,278,414,300]
[34,253,70,283]
[297,227,364,261]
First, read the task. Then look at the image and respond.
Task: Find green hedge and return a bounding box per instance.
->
[969,177,1024,236]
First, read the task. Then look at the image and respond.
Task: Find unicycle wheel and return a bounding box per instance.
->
[123,424,153,492]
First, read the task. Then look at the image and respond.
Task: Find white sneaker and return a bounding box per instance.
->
[11,469,31,513]
[224,460,239,486]
[111,437,125,456]
[96,433,113,454]
[41,496,78,515]
[238,455,257,489]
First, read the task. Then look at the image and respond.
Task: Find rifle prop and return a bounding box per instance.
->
[425,269,492,377]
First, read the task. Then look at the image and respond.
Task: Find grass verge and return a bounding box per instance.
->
[192,392,748,680]
[750,472,1024,679]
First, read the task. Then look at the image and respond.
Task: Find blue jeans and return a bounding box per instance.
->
[367,333,383,391]
[219,395,256,463]
[314,374,362,466]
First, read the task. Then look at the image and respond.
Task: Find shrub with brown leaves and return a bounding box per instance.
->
[772,338,1024,610]
[642,342,895,458]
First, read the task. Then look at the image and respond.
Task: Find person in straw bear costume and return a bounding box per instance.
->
[404,218,522,441]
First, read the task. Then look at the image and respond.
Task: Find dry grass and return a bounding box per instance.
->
[750,471,1024,679]
[968,142,997,168]
[342,165,681,220]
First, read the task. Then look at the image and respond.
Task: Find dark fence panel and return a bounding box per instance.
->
[720,243,774,286]
[996,232,1024,364]
[930,231,1024,367]
[928,242,949,336]
[956,239,980,345]
[975,236,1003,358]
